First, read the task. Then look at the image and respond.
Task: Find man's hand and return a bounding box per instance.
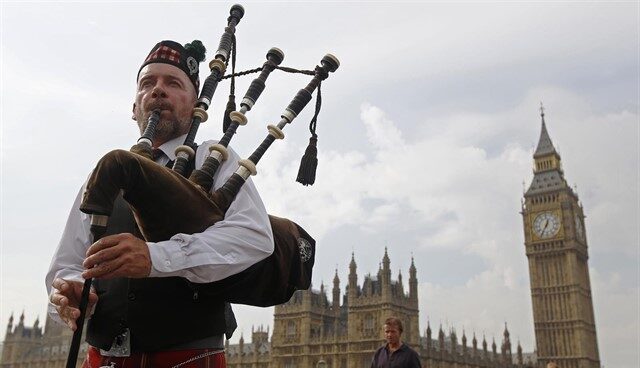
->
[82,233,152,279]
[50,278,98,331]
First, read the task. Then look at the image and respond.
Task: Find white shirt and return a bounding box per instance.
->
[45,134,274,320]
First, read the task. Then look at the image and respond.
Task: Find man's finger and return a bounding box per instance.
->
[101,263,126,280]
[86,238,107,257]
[56,304,79,330]
[82,258,124,279]
[88,290,99,305]
[52,278,68,292]
[67,316,78,331]
[50,293,68,307]
[83,245,121,269]
[60,306,79,320]
[86,233,127,257]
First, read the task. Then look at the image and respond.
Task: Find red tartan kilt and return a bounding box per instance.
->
[83,346,226,368]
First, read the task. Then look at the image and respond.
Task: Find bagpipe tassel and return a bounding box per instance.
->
[296,134,318,186]
[296,83,322,186]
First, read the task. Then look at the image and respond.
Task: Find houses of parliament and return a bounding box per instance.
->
[1,111,601,367]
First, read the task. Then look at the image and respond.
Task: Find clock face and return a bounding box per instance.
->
[533,212,561,239]
[575,215,584,240]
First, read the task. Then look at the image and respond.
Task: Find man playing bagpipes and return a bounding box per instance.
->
[45,38,274,368]
[45,4,339,366]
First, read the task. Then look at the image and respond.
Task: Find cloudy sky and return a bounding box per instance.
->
[1,1,638,367]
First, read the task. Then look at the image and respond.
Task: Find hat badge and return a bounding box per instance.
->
[186,56,198,75]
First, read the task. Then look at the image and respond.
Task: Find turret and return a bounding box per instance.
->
[332,269,340,313]
[482,335,488,359]
[382,247,390,272]
[450,329,457,355]
[251,326,257,353]
[438,325,445,353]
[397,269,404,296]
[319,281,326,307]
[472,333,478,357]
[6,313,13,334]
[462,330,468,356]
[409,256,418,301]
[492,337,498,360]
[426,321,432,350]
[348,252,358,297]
[502,323,512,362]
[33,316,42,337]
[517,340,524,366]
[381,248,391,297]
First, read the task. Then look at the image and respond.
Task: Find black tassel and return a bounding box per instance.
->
[296,134,318,186]
[223,94,236,133]
[296,83,322,186]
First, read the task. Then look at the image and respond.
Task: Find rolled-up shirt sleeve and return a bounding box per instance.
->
[146,141,274,283]
[45,183,93,323]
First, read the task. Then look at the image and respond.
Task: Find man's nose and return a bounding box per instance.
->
[151,85,168,98]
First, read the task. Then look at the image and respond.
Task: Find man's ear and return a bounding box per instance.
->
[132,103,137,120]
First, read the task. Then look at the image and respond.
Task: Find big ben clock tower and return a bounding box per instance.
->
[522,106,600,368]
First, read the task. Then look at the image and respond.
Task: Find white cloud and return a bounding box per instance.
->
[251,94,638,365]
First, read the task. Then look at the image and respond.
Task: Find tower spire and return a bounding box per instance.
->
[333,268,340,310]
[348,252,358,300]
[409,255,418,301]
[527,105,568,194]
[534,102,558,158]
[6,313,13,333]
[349,252,357,274]
[382,247,390,270]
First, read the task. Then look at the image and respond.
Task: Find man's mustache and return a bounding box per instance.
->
[145,102,174,113]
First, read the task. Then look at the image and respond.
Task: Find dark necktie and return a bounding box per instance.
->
[152,148,174,168]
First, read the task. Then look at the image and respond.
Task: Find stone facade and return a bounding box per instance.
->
[521,109,600,368]
[0,312,86,368]
[226,250,532,368]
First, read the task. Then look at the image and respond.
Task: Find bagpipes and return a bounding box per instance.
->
[65,4,338,367]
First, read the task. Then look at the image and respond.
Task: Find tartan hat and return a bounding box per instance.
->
[138,40,206,93]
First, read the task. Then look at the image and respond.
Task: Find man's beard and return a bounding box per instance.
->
[136,109,190,145]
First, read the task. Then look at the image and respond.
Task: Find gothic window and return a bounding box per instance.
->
[363,313,375,336]
[310,324,322,339]
[286,321,296,339]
